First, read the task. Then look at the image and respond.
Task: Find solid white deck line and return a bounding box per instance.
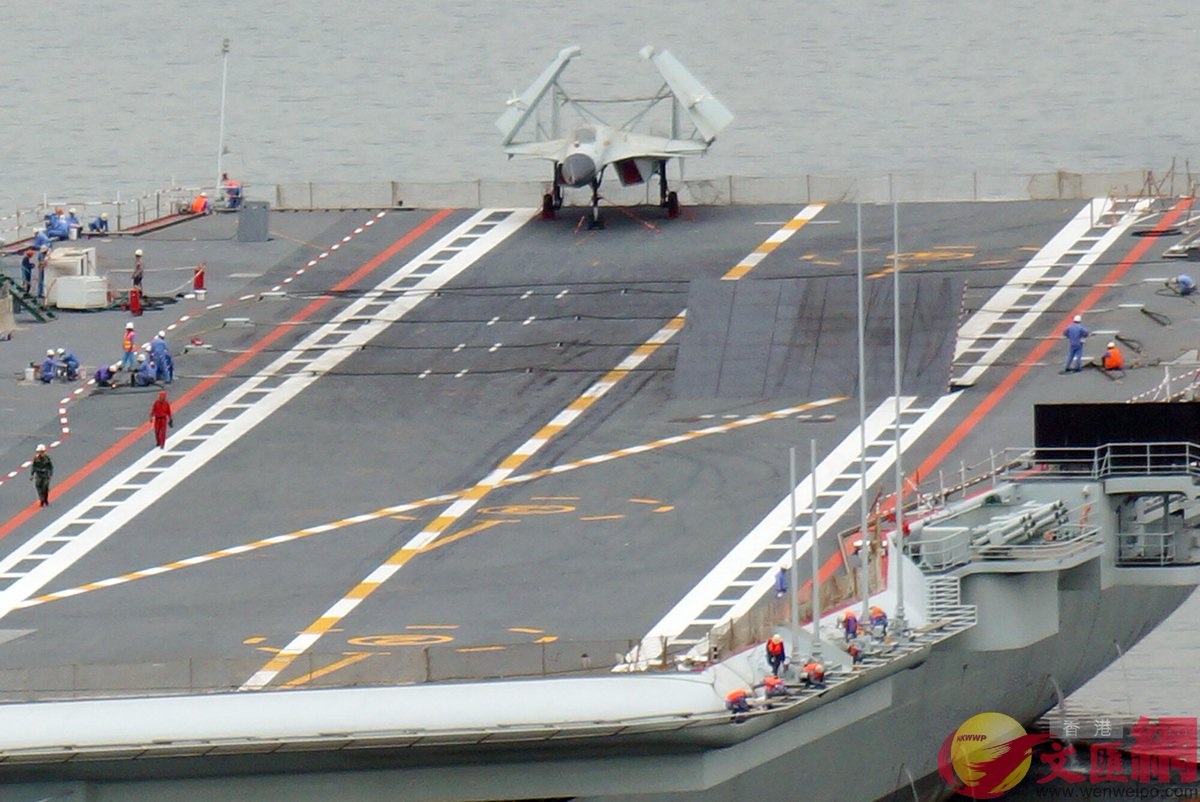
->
[643,197,1147,660]
[0,209,537,619]
[641,394,958,658]
[953,198,1149,386]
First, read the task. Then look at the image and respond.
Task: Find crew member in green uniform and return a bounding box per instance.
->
[30,444,53,508]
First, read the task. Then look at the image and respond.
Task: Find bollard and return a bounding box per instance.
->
[130,286,142,316]
[193,262,206,292]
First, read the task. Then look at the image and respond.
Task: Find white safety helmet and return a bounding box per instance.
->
[134,249,143,257]
[46,348,55,356]
[125,322,135,330]
[68,208,76,214]
[200,192,207,197]
[110,363,120,373]
[100,213,108,220]
[36,444,46,452]
[157,331,165,338]
[33,227,42,233]
[1108,342,1115,348]
[1073,314,1082,322]
[56,348,64,355]
[136,352,146,363]
[143,343,151,351]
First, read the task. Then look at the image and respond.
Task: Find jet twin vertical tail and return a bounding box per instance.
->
[495,46,582,146]
[642,47,734,143]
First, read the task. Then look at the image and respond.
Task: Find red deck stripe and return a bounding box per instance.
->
[0,209,454,542]
[806,200,1189,605]
[914,199,1189,483]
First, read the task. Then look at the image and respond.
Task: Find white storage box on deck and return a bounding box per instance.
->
[47,247,97,277]
[45,247,99,307]
[53,276,109,310]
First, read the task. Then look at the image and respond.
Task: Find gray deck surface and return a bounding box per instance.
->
[0,198,1192,693]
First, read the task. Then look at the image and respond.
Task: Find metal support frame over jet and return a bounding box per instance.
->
[496,46,733,229]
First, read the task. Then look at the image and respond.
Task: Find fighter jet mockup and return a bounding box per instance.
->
[496,46,733,229]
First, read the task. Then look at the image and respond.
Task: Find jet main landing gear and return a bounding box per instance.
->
[658,159,680,218]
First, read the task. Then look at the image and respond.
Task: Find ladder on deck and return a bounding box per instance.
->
[0,275,55,322]
[927,575,967,622]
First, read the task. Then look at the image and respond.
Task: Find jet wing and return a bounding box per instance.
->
[602,131,709,164]
[496,46,582,146]
[502,139,569,161]
[642,47,733,143]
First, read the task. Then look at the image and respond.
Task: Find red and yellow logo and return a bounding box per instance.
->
[938,712,1050,799]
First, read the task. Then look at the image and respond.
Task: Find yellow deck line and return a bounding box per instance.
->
[282,653,373,688]
[17,397,843,612]
[238,207,829,691]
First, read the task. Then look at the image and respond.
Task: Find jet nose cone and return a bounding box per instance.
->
[561,153,597,187]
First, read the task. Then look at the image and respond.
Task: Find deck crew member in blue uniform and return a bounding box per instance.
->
[133,352,158,387]
[87,212,109,234]
[31,227,50,251]
[56,348,79,380]
[20,249,34,294]
[65,208,82,239]
[38,349,58,383]
[94,362,120,389]
[1168,274,1196,296]
[45,209,68,240]
[151,330,173,382]
[1063,314,1088,373]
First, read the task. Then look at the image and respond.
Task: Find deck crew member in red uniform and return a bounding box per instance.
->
[150,390,173,449]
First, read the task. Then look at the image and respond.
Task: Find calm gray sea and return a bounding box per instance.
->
[2,0,1200,214]
[1,0,1196,773]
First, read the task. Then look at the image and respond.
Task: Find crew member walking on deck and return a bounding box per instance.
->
[150,390,173,449]
[30,444,53,508]
[1063,314,1088,373]
[766,634,787,676]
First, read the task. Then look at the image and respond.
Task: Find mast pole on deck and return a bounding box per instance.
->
[892,193,908,636]
[788,448,800,664]
[857,194,871,625]
[217,38,230,192]
[810,439,821,659]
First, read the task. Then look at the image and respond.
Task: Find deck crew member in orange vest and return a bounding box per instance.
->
[221,173,242,208]
[765,634,787,677]
[1101,342,1123,373]
[725,688,753,718]
[190,192,210,214]
[119,322,138,371]
[801,660,826,688]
